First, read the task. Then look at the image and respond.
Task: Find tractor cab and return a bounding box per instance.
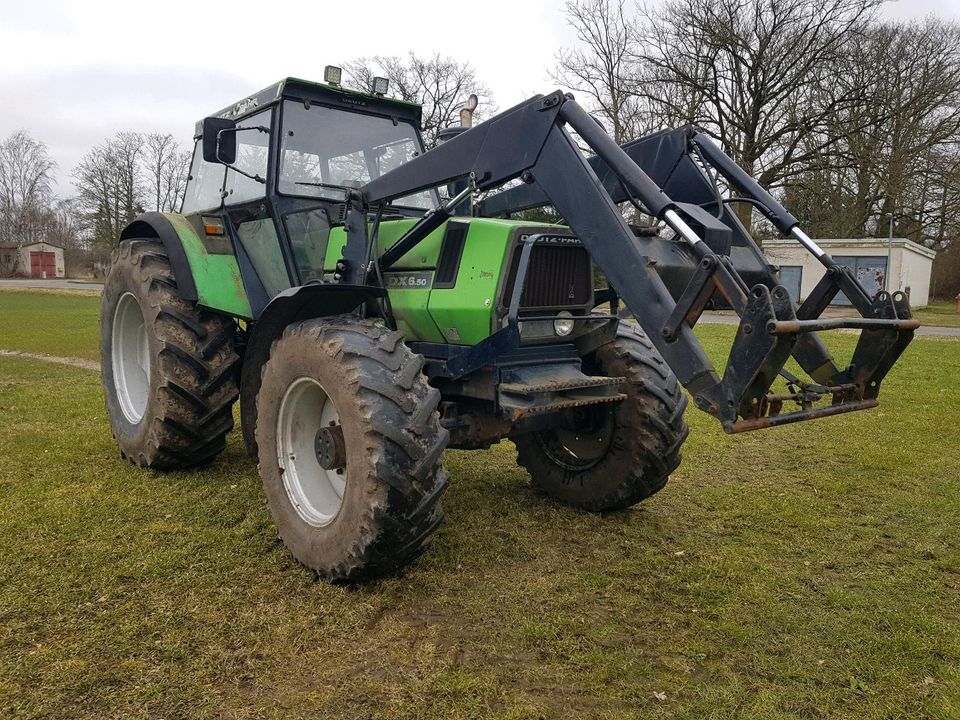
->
[181,71,436,309]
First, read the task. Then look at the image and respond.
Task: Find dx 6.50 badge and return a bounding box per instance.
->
[385,272,433,289]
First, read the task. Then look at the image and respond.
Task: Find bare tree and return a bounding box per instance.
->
[0,130,57,273]
[73,132,145,263]
[552,0,646,144]
[633,0,881,227]
[784,19,960,244]
[143,133,191,213]
[344,52,493,144]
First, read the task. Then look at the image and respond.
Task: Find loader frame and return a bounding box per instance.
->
[336,91,917,433]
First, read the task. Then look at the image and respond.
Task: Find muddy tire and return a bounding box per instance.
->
[255,316,449,581]
[513,321,689,511]
[100,238,240,469]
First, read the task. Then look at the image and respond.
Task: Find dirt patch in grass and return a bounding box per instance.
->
[0,285,101,298]
[0,349,99,371]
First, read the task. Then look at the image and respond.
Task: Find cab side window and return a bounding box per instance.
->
[224,108,271,205]
[181,143,225,213]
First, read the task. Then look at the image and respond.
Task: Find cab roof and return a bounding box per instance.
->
[193,76,423,137]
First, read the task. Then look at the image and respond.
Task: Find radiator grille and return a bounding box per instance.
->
[504,243,592,309]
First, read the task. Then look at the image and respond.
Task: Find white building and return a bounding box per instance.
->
[0,241,66,279]
[764,237,936,308]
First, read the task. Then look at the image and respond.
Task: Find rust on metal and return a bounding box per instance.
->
[768,318,920,335]
[499,376,626,396]
[505,392,627,421]
[724,399,879,434]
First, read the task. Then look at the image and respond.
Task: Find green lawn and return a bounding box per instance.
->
[1,291,958,719]
[0,289,101,361]
[914,301,960,328]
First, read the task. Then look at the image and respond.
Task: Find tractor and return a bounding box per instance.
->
[100,69,918,581]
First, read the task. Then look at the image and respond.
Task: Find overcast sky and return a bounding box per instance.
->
[0,0,955,196]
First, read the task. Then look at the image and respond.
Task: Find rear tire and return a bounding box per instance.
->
[100,238,240,469]
[514,321,689,511]
[255,316,449,581]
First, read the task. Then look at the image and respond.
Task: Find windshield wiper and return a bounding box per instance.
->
[295,181,349,191]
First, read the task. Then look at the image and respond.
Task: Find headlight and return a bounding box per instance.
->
[554,311,575,337]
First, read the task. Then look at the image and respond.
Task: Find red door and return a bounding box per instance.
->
[30,251,56,278]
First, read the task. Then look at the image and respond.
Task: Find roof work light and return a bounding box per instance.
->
[324,65,342,86]
[372,76,389,96]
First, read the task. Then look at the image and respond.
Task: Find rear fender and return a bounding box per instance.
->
[119,211,252,319]
[120,212,199,301]
[239,283,387,456]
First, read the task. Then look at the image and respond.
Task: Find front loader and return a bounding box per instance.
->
[99,74,917,581]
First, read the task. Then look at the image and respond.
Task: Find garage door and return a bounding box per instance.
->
[834,256,886,305]
[778,266,802,303]
[30,251,56,278]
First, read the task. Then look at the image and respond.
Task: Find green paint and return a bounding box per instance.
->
[325,218,511,344]
[284,77,422,113]
[166,213,253,319]
[385,283,446,343]
[324,220,445,270]
[427,219,516,345]
[326,217,568,345]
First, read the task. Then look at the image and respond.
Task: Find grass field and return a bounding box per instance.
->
[914,301,960,329]
[1,289,958,719]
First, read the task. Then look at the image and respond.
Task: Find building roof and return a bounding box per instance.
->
[0,241,64,250]
[763,237,936,259]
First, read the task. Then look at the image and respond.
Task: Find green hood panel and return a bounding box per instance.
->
[326,218,562,345]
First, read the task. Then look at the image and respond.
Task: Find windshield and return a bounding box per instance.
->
[279,100,435,210]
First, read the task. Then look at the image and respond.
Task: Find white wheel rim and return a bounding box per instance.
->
[112,292,151,424]
[276,377,345,527]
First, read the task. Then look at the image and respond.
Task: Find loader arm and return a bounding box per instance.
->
[350,92,916,433]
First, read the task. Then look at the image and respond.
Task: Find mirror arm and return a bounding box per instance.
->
[215,125,271,185]
[219,164,265,187]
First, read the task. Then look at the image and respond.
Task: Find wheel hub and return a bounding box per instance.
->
[538,404,616,471]
[314,424,346,470]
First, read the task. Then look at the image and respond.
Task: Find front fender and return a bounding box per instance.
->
[239,283,387,455]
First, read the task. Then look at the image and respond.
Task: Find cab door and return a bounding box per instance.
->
[219,107,294,302]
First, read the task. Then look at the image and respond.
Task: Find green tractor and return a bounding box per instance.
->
[101,70,917,581]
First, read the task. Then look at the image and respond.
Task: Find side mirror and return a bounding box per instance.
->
[202,117,237,165]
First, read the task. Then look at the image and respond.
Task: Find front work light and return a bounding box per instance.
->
[324,65,342,85]
[372,76,389,96]
[554,311,575,337]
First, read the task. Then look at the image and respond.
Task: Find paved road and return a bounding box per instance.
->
[3,278,957,336]
[0,278,103,291]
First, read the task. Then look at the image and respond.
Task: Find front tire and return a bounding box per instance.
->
[100,238,240,469]
[255,316,449,581]
[514,321,689,511]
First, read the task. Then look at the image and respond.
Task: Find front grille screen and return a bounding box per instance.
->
[504,243,592,309]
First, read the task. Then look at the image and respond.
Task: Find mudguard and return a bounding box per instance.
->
[119,212,252,319]
[120,212,199,300]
